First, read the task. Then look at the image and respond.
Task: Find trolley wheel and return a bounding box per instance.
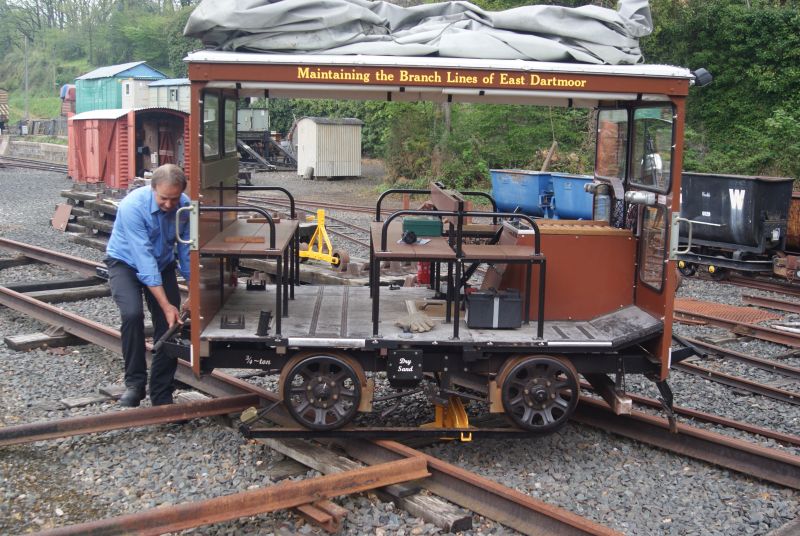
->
[332,250,350,271]
[499,355,579,433]
[298,242,310,263]
[677,260,696,277]
[280,354,362,430]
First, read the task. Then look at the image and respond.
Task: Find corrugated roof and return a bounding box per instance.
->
[70,107,189,121]
[149,78,190,87]
[76,61,167,80]
[69,109,131,120]
[301,117,364,126]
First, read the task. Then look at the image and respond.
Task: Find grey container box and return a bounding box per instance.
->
[466,289,522,329]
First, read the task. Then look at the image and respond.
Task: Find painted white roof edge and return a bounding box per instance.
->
[185,50,693,79]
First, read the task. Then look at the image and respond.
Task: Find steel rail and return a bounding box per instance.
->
[341,439,622,536]
[676,335,800,381]
[674,361,799,405]
[3,242,798,528]
[0,237,102,278]
[0,394,260,446]
[742,293,800,314]
[37,457,430,536]
[573,398,800,490]
[0,285,123,351]
[725,275,800,299]
[578,384,800,447]
[673,309,800,347]
[0,271,618,535]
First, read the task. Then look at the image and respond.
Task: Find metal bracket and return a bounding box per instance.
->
[176,201,199,251]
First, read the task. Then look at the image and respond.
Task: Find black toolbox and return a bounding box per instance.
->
[466,289,522,329]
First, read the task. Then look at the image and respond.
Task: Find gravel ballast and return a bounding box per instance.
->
[0,166,798,535]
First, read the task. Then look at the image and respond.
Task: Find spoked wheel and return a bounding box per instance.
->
[499,355,579,433]
[280,354,362,430]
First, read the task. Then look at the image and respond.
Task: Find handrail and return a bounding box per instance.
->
[459,190,498,224]
[375,188,430,221]
[198,205,276,250]
[220,185,296,219]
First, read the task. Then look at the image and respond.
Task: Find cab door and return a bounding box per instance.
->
[596,102,684,379]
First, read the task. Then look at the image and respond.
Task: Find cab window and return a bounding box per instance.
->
[202,93,220,160]
[630,105,674,193]
[595,108,628,181]
[224,98,237,156]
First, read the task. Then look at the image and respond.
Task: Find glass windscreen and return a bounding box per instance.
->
[202,93,219,159]
[596,109,628,180]
[224,99,237,155]
[631,105,674,193]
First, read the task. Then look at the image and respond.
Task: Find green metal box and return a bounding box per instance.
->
[402,216,443,237]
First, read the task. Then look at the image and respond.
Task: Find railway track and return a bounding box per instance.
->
[0,155,68,173]
[0,240,623,534]
[1,240,798,481]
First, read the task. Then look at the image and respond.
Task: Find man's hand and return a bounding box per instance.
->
[163,303,182,328]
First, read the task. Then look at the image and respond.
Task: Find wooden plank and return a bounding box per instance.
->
[262,438,471,532]
[4,330,86,351]
[24,285,111,303]
[224,235,265,244]
[0,255,36,270]
[51,203,73,232]
[60,395,110,408]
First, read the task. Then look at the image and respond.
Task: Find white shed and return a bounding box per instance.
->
[148,78,191,114]
[296,117,363,179]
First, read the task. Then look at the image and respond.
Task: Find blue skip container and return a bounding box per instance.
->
[551,173,593,219]
[490,169,552,217]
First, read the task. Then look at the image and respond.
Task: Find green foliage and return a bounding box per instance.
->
[7,95,61,123]
[645,0,800,178]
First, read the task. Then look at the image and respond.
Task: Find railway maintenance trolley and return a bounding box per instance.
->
[169,50,702,434]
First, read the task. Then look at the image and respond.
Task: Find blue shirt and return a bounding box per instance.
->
[106,186,191,287]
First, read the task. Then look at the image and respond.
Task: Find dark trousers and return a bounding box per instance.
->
[106,258,180,404]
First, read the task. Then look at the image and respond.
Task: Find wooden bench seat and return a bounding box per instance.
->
[202,218,299,257]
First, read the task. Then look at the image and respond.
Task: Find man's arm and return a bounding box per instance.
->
[148,285,182,327]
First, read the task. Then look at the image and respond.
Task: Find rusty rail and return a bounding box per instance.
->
[0,394,260,447]
[742,293,800,315]
[0,237,102,278]
[674,309,800,347]
[37,457,429,536]
[674,361,799,405]
[676,335,800,381]
[573,398,800,490]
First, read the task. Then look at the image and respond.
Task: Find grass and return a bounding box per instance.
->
[8,94,62,123]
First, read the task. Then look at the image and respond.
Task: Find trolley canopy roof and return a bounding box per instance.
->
[184,0,654,65]
[185,50,694,108]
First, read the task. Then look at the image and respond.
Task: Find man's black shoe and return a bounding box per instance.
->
[118,387,146,407]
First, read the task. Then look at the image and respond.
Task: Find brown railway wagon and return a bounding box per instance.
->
[0,87,9,127]
[67,107,189,190]
[165,51,704,433]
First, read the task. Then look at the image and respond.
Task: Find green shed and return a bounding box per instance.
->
[75,61,167,113]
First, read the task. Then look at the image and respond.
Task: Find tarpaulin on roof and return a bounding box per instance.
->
[184,0,653,65]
